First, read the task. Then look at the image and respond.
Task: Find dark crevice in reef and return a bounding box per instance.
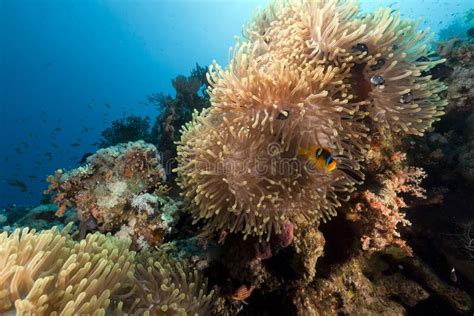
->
[164,211,197,241]
[316,215,359,277]
[265,247,298,281]
[407,295,460,316]
[238,289,297,316]
[401,50,474,313]
[350,62,372,103]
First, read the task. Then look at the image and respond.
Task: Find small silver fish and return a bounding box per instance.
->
[370,75,385,86]
[450,267,457,283]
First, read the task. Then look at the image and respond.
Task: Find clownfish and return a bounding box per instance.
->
[298,145,337,172]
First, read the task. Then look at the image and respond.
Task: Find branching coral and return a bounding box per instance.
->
[0,225,134,314]
[350,157,427,256]
[149,64,210,156]
[175,0,446,241]
[99,115,153,148]
[44,141,173,248]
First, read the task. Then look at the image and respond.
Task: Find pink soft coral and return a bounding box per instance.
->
[357,165,427,256]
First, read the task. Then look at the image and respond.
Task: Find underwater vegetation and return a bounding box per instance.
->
[1,0,474,315]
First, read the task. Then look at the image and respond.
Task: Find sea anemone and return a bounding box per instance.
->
[123,250,214,315]
[244,0,447,135]
[178,41,368,241]
[0,225,134,314]
[175,0,446,241]
[0,225,215,315]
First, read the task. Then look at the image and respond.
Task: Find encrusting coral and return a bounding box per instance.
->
[175,0,446,241]
[44,141,176,248]
[0,225,215,315]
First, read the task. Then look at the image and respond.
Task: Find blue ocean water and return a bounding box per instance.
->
[0,0,471,207]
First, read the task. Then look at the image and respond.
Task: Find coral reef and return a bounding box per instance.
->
[348,152,427,256]
[149,63,210,157]
[169,1,474,315]
[0,204,76,233]
[3,1,473,316]
[175,0,446,244]
[293,250,472,315]
[397,254,473,313]
[96,64,210,174]
[404,30,474,298]
[293,255,410,315]
[436,36,473,112]
[44,141,175,248]
[13,204,76,231]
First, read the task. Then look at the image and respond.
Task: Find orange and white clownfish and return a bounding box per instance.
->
[298,145,337,173]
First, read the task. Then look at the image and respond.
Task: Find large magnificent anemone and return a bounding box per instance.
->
[0,225,215,315]
[244,0,447,134]
[176,60,366,240]
[175,0,447,240]
[123,249,214,315]
[0,225,135,314]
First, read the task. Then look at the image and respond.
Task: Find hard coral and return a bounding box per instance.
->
[45,141,173,248]
[175,0,446,241]
[293,256,409,316]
